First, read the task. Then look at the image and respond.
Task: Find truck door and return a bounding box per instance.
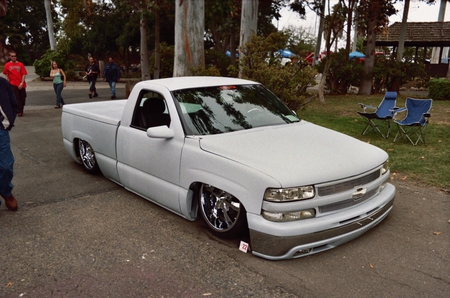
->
[116,90,184,213]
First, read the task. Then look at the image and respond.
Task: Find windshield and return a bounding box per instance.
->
[172,84,300,135]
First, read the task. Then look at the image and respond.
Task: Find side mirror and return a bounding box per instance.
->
[146,126,174,139]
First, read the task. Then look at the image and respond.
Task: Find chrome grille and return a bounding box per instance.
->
[318,171,380,196]
[318,188,378,213]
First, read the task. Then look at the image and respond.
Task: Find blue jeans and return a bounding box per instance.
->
[108,81,117,96]
[0,129,14,197]
[53,82,65,106]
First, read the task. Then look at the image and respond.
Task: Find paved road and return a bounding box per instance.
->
[0,76,449,297]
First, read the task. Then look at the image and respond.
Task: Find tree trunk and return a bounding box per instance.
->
[230,30,237,66]
[431,0,447,63]
[44,0,57,51]
[0,0,7,17]
[359,1,379,95]
[140,6,150,81]
[173,0,205,77]
[238,0,258,78]
[396,0,409,61]
[153,1,161,80]
[313,0,325,66]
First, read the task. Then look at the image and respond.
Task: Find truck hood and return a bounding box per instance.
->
[199,121,388,187]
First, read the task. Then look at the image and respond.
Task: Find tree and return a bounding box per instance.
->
[238,0,258,78]
[317,0,347,103]
[358,0,396,95]
[173,0,205,76]
[0,0,50,63]
[44,0,57,50]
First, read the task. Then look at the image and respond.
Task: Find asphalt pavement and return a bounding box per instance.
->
[0,68,449,297]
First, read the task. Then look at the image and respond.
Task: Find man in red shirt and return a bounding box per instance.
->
[3,51,27,116]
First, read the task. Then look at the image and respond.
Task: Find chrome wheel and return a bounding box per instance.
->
[199,184,246,238]
[78,139,100,173]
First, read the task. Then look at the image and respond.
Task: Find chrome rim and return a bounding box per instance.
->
[79,139,97,170]
[200,184,241,232]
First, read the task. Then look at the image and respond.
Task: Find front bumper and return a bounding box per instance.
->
[248,183,395,260]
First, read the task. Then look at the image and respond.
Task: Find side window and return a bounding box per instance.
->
[131,91,171,130]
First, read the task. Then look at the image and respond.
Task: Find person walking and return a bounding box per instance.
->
[85,57,99,98]
[0,77,19,211]
[2,51,27,116]
[50,61,66,108]
[103,57,121,99]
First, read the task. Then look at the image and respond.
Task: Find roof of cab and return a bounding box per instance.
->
[136,76,259,91]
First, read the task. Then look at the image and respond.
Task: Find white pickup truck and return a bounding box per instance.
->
[62,76,396,260]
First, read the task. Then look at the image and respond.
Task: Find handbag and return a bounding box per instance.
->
[59,69,64,81]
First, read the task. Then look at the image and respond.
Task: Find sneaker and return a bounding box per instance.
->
[93,93,98,98]
[89,94,92,98]
[111,95,114,99]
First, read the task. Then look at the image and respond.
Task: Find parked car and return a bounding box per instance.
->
[61,76,395,260]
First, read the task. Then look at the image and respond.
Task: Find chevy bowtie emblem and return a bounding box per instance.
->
[352,187,367,201]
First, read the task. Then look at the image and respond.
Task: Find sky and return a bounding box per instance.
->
[274,1,449,33]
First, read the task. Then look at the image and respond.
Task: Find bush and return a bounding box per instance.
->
[239,33,317,111]
[205,49,232,76]
[428,78,450,100]
[190,65,221,76]
[33,50,68,78]
[316,50,364,94]
[372,55,429,93]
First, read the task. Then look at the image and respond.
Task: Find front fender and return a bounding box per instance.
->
[179,138,280,216]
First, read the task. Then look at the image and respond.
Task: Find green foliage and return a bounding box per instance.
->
[190,66,221,77]
[205,49,231,76]
[33,50,67,78]
[316,50,364,94]
[372,55,429,93]
[149,42,174,79]
[0,0,52,62]
[239,33,317,111]
[281,27,315,55]
[428,78,450,101]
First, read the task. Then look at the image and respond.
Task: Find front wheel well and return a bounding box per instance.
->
[191,181,248,238]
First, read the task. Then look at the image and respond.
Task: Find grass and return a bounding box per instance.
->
[298,93,450,190]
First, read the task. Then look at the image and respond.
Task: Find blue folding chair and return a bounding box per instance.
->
[357,91,397,138]
[393,98,432,145]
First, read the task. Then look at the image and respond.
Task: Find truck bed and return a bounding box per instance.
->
[62,100,127,126]
[61,100,128,178]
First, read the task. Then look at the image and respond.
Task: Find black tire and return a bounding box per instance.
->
[78,139,100,173]
[198,183,246,238]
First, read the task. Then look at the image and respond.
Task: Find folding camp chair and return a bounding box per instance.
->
[393,98,432,145]
[357,91,397,138]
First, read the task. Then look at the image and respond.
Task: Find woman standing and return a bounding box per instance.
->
[50,61,66,108]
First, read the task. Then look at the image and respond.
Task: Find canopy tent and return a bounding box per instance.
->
[349,51,365,59]
[277,49,295,58]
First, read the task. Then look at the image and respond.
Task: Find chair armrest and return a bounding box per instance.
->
[392,107,406,114]
[358,103,376,112]
[424,113,431,118]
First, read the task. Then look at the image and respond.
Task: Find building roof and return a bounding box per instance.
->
[376,22,450,47]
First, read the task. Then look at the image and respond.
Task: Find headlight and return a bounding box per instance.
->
[264,186,315,202]
[381,160,390,175]
[262,209,316,222]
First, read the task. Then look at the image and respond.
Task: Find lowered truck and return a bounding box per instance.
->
[61,76,395,260]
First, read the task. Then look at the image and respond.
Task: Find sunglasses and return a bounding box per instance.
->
[10,55,16,57]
